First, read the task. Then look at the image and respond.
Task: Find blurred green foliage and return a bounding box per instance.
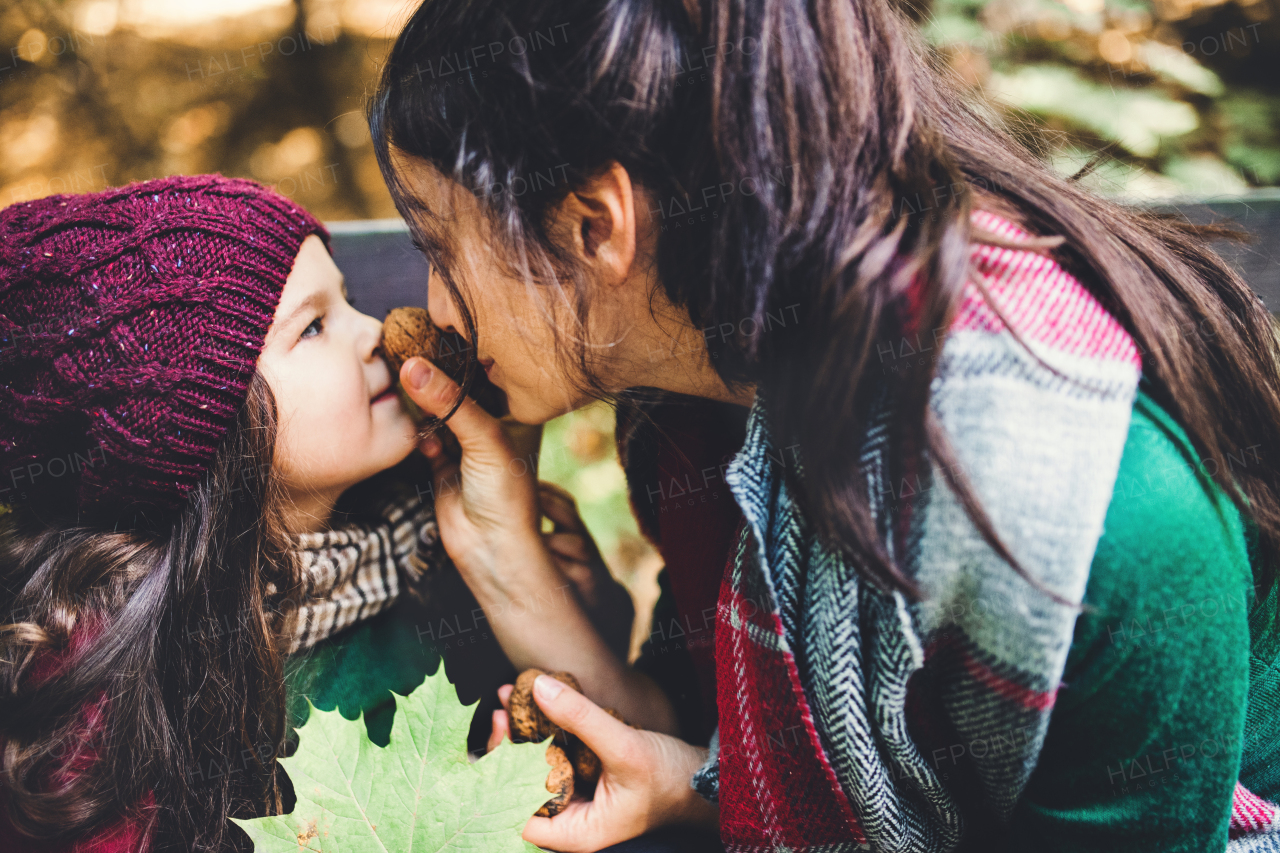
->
[2,0,1277,216]
[538,402,633,572]
[537,401,662,660]
[917,0,1280,197]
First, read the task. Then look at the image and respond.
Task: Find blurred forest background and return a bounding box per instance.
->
[2,0,1278,658]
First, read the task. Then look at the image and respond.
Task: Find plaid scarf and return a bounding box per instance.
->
[278,485,441,655]
[689,210,1280,851]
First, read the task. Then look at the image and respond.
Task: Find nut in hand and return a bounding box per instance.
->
[570,707,628,787]
[509,668,581,747]
[378,306,509,420]
[535,744,575,818]
[508,668,633,803]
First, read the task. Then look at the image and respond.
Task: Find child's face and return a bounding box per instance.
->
[258,235,419,532]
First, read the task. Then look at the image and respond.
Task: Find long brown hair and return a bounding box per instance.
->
[0,371,303,852]
[370,0,1280,597]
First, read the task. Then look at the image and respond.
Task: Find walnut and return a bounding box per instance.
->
[571,739,602,787]
[509,668,580,747]
[378,306,508,419]
[508,669,632,804]
[535,744,575,818]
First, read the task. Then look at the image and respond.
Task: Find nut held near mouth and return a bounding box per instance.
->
[378,306,509,420]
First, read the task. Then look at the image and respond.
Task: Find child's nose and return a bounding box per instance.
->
[359,311,386,358]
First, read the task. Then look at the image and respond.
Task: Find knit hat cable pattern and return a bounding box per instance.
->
[0,175,328,525]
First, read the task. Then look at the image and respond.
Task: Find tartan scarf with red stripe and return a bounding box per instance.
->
[680,210,1279,851]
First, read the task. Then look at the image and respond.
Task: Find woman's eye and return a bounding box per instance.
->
[300,316,324,340]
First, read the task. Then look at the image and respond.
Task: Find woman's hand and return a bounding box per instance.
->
[400,358,543,591]
[485,683,516,753]
[486,676,718,852]
[400,358,677,733]
[538,481,635,662]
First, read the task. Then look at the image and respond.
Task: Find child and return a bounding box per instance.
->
[0,175,522,852]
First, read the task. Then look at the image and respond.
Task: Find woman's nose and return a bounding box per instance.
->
[426,269,456,333]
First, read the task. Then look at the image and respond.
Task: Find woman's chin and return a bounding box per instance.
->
[502,387,580,426]
[501,394,543,426]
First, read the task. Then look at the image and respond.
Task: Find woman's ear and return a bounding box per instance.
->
[554,162,638,287]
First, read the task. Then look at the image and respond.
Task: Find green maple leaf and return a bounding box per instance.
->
[232,667,553,852]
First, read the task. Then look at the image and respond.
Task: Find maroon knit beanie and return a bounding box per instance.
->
[0,174,328,528]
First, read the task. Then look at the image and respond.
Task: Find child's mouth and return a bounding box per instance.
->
[371,385,398,405]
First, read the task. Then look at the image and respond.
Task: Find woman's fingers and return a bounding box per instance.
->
[537,482,612,560]
[400,357,509,464]
[535,483,610,607]
[529,674,631,765]
[419,433,443,458]
[538,482,584,533]
[538,480,577,503]
[401,356,544,562]
[420,435,463,516]
[537,489,586,535]
[522,799,601,851]
[517,676,719,851]
[544,531,592,565]
[486,709,510,754]
[541,541,597,605]
[548,553,594,584]
[485,685,515,753]
[555,567,597,607]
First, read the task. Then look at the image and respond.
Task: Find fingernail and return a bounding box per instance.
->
[407,360,433,390]
[534,674,564,701]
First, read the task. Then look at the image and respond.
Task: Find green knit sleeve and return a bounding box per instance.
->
[1007,388,1256,852]
[1240,517,1280,800]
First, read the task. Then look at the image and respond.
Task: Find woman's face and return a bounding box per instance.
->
[412,169,605,424]
[401,157,755,424]
[257,234,419,533]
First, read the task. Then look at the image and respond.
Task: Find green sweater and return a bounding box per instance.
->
[631,388,1280,848]
[282,597,442,747]
[1007,388,1280,849]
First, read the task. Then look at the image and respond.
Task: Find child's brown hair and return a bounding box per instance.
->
[0,371,305,852]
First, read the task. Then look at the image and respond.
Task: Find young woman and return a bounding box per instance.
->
[371,0,1280,850]
[0,175,631,852]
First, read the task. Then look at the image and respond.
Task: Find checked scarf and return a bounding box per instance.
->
[687,210,1280,851]
[277,484,442,655]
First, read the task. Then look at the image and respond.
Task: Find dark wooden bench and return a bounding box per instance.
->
[327,219,431,320]
[1145,192,1280,311]
[328,191,1280,315]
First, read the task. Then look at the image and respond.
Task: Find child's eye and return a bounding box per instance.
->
[300,316,324,340]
